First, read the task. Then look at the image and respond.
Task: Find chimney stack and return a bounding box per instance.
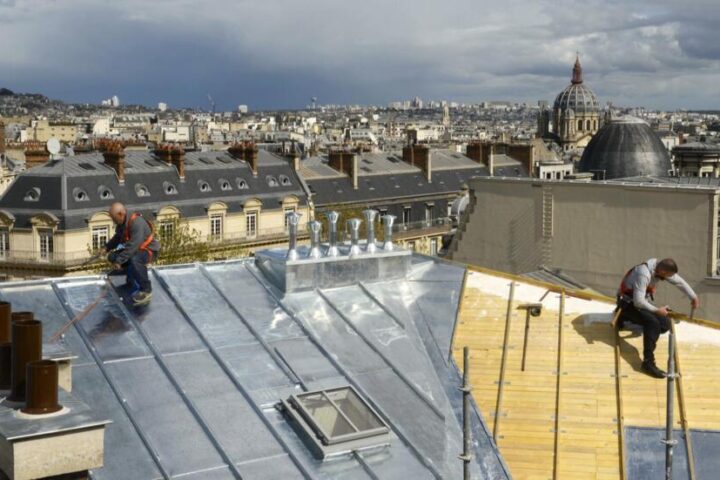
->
[8,316,42,403]
[508,144,535,176]
[382,215,396,251]
[466,142,482,163]
[328,149,358,189]
[0,302,11,390]
[325,211,340,257]
[347,218,362,256]
[229,142,258,176]
[286,212,302,261]
[308,221,323,259]
[98,139,126,184]
[402,145,431,183]
[23,142,50,169]
[363,209,378,253]
[170,146,186,180]
[22,360,62,415]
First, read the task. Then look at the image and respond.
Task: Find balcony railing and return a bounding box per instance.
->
[205,224,309,245]
[0,250,94,267]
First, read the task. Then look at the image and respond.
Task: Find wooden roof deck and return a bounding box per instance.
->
[452,268,720,479]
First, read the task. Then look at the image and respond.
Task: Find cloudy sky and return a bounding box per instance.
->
[1,0,719,110]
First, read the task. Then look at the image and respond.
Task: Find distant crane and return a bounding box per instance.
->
[207,93,216,114]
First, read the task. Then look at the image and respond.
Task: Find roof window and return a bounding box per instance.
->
[236,178,249,189]
[219,179,232,191]
[281,386,391,459]
[73,187,89,202]
[266,175,278,187]
[135,184,150,197]
[164,181,177,195]
[279,175,292,186]
[24,188,40,202]
[98,185,114,200]
[198,180,211,193]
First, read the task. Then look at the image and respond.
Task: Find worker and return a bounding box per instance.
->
[616,258,699,378]
[102,202,160,306]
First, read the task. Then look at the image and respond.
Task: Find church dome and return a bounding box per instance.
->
[553,57,600,115]
[578,117,672,179]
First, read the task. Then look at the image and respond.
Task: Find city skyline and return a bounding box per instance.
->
[0,0,719,110]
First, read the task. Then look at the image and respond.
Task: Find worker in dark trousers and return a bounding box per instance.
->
[616,258,699,378]
[102,202,160,306]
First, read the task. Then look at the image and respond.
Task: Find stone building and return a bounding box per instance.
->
[538,56,601,152]
[672,141,720,177]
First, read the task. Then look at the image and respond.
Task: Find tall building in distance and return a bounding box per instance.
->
[538,55,601,152]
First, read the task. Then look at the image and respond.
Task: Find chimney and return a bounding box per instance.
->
[98,139,126,184]
[245,141,259,176]
[508,144,535,176]
[480,142,494,176]
[347,218,362,256]
[344,151,358,189]
[402,145,414,165]
[328,149,344,172]
[8,316,42,403]
[363,209,378,253]
[286,212,302,261]
[325,211,340,257]
[23,142,50,169]
[22,359,62,415]
[153,143,173,164]
[0,302,11,390]
[466,142,482,163]
[308,221,323,259]
[412,145,431,183]
[170,146,186,180]
[382,215,396,251]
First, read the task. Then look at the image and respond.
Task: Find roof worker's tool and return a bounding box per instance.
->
[517,303,542,372]
[49,284,109,343]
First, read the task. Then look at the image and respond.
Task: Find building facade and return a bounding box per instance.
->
[672,142,720,177]
[0,142,309,279]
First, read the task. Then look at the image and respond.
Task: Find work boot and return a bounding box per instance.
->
[132,291,152,306]
[641,360,666,379]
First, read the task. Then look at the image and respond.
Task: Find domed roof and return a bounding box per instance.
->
[553,56,599,115]
[578,117,672,179]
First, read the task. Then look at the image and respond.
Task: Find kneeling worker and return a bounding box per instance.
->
[103,202,160,306]
[617,258,699,378]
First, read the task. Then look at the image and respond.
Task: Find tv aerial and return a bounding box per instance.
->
[46,138,61,157]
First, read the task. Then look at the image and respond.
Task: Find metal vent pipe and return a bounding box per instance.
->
[326,211,340,257]
[382,215,396,251]
[347,218,362,256]
[22,360,62,415]
[286,212,302,261]
[308,221,323,259]
[0,302,11,389]
[8,318,42,402]
[363,209,378,253]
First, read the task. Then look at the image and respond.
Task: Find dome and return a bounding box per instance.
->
[553,56,600,115]
[578,117,672,179]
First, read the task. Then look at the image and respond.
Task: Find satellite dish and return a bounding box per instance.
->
[46,138,61,155]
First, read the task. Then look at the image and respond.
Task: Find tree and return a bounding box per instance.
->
[153,217,211,265]
[315,204,386,243]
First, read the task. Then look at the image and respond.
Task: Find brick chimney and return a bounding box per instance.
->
[328,149,358,189]
[24,142,50,169]
[155,144,186,180]
[97,139,126,183]
[402,144,431,183]
[508,144,535,177]
[153,143,173,164]
[228,141,258,176]
[466,142,482,163]
[480,142,494,176]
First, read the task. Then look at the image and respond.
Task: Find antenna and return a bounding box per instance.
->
[46,138,61,156]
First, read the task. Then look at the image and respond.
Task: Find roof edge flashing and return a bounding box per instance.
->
[255,245,412,293]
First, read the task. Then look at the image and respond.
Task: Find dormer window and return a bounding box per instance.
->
[279,175,292,186]
[164,181,177,195]
[266,175,278,187]
[236,178,249,189]
[219,179,232,191]
[24,188,40,202]
[73,188,89,202]
[198,180,211,193]
[135,184,150,197]
[98,185,114,200]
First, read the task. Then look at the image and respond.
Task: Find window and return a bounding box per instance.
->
[402,206,411,225]
[446,203,452,217]
[210,214,223,239]
[266,175,278,187]
[577,120,583,131]
[159,221,175,240]
[236,178,249,189]
[38,228,53,261]
[279,175,292,186]
[219,179,232,191]
[0,228,9,259]
[430,238,438,256]
[198,180,211,193]
[73,187,89,202]
[24,188,41,202]
[246,211,258,238]
[284,207,296,230]
[135,184,150,197]
[91,226,109,251]
[281,386,391,459]
[164,182,177,195]
[425,205,434,225]
[98,185,114,200]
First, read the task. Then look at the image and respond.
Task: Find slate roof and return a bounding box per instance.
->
[0,150,307,230]
[0,254,509,479]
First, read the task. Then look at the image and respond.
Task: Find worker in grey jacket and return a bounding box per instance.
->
[102,202,160,306]
[617,258,700,378]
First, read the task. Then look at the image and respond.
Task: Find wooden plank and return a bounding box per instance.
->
[612,308,627,480]
[493,281,515,441]
[552,291,565,480]
[671,318,697,480]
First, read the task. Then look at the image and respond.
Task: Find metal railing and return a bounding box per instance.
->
[0,249,93,266]
[205,224,309,245]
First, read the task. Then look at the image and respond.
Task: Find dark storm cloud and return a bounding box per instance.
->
[0,0,718,109]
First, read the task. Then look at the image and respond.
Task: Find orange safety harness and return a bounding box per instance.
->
[619,262,656,300]
[122,212,155,263]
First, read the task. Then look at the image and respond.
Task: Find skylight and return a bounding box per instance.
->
[282,386,391,459]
